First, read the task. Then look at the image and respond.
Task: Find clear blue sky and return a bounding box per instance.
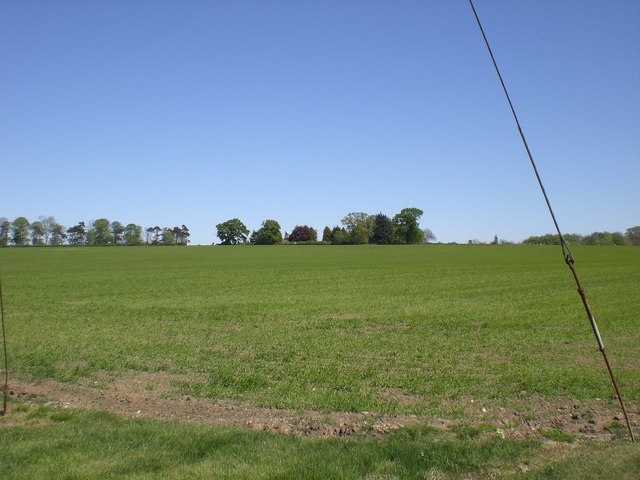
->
[1,1,638,245]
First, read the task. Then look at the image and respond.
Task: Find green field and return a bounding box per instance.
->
[1,245,639,478]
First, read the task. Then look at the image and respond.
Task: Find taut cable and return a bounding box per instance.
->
[468,0,634,442]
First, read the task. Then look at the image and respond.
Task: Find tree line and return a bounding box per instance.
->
[3,213,637,247]
[523,227,640,246]
[216,208,435,245]
[0,216,190,247]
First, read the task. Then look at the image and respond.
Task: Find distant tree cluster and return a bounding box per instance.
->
[0,216,189,247]
[143,224,191,246]
[523,227,639,246]
[287,225,318,243]
[325,208,429,245]
[215,208,432,246]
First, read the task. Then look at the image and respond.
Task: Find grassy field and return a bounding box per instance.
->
[0,245,639,478]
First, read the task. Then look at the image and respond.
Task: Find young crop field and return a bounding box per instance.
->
[1,245,639,478]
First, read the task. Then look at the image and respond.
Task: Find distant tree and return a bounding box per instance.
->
[180,225,190,245]
[583,231,616,246]
[111,221,125,245]
[330,226,348,245]
[523,231,628,246]
[39,215,56,245]
[249,230,258,244]
[563,233,584,245]
[30,220,46,245]
[145,227,154,245]
[492,234,499,245]
[289,225,317,242]
[625,226,640,245]
[171,226,183,245]
[370,213,394,244]
[322,226,332,243]
[88,218,113,245]
[0,218,10,246]
[67,222,86,246]
[392,208,424,244]
[152,226,162,245]
[124,224,143,246]
[11,217,30,246]
[341,212,373,244]
[216,218,249,245]
[611,232,626,245]
[162,228,176,246]
[49,222,67,246]
[256,219,282,245]
[423,228,436,243]
[522,234,560,245]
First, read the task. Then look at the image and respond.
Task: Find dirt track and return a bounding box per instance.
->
[6,371,638,441]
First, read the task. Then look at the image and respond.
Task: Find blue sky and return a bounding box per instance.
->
[1,1,638,245]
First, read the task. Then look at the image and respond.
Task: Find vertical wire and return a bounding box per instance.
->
[0,273,7,415]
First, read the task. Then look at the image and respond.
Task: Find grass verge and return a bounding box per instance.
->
[2,404,639,479]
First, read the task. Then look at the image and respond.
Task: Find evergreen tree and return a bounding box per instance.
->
[67,222,86,246]
[370,213,393,244]
[322,226,332,243]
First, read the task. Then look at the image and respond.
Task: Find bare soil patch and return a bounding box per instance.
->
[5,372,638,441]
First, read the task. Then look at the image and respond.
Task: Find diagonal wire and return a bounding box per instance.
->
[467,0,634,442]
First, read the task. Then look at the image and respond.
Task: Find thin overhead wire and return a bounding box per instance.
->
[467,0,634,443]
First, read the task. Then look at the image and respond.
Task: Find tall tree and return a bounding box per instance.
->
[172,226,183,245]
[145,227,154,245]
[216,218,249,245]
[330,226,347,245]
[180,225,190,245]
[66,222,86,246]
[39,215,56,245]
[30,220,46,246]
[322,226,332,243]
[150,226,161,245]
[11,217,30,246]
[256,219,282,245]
[625,226,640,245]
[88,218,113,245]
[370,213,393,244]
[341,212,373,244]
[50,222,67,246]
[111,221,125,245]
[162,228,176,246]
[0,217,11,246]
[392,208,424,244]
[124,224,143,246]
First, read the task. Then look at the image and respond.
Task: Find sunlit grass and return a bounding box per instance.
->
[1,404,638,479]
[1,245,638,414]
[1,245,638,478]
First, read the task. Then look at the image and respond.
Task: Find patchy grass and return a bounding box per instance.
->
[540,429,578,443]
[1,245,637,415]
[0,405,537,479]
[0,245,638,476]
[1,405,638,479]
